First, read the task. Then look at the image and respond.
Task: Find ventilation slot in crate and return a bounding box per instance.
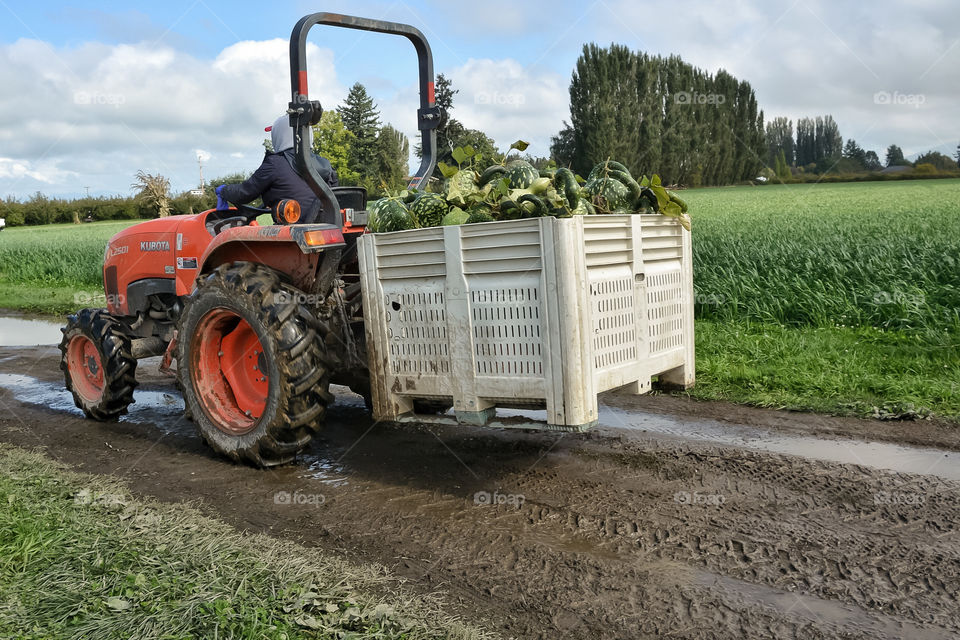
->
[386,291,449,375]
[471,287,543,377]
[647,268,684,355]
[591,277,638,370]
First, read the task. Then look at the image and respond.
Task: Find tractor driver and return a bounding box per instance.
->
[216,114,339,224]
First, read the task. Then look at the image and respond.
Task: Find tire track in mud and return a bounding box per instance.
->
[0,348,959,639]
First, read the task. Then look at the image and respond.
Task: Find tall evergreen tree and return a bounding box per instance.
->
[843,138,866,168]
[765,117,794,167]
[885,144,906,166]
[375,124,410,193]
[954,142,959,168]
[337,83,381,178]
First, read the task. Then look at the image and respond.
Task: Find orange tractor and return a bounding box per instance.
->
[60,13,444,467]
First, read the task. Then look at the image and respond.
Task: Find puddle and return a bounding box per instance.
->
[596,405,960,482]
[497,404,960,482]
[0,317,63,346]
[0,373,189,434]
[694,570,956,640]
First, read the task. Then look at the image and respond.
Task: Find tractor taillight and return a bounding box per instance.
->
[303,229,343,246]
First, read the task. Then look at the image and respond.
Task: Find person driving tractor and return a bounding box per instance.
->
[216,114,339,223]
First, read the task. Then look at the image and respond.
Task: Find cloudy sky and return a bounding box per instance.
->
[0,0,957,198]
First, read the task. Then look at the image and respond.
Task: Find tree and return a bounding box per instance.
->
[336,83,381,179]
[842,138,866,169]
[131,171,171,217]
[885,144,906,167]
[313,111,359,185]
[374,124,410,193]
[766,117,794,167]
[863,150,882,171]
[550,122,576,168]
[914,150,957,172]
[955,142,960,168]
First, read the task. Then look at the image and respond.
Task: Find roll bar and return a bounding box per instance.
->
[287,13,444,227]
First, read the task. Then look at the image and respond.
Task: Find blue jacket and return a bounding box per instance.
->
[220,150,339,224]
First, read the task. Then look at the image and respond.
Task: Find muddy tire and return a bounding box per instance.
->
[177,262,333,467]
[59,308,137,420]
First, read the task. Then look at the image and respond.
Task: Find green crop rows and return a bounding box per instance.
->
[684,179,960,334]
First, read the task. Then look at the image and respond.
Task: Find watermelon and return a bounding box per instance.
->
[465,211,495,224]
[584,176,632,213]
[409,192,448,227]
[503,160,538,189]
[368,198,415,232]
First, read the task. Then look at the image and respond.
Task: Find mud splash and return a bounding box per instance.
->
[0,317,63,346]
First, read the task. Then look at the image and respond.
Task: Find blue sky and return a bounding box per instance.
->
[0,0,957,197]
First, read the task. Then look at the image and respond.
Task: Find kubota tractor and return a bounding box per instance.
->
[60,13,444,467]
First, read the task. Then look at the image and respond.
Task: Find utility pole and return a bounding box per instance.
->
[197,156,205,190]
[84,186,90,198]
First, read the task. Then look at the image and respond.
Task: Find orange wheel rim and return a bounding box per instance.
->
[67,335,105,403]
[191,308,268,436]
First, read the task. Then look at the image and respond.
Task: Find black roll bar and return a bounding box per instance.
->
[288,12,444,227]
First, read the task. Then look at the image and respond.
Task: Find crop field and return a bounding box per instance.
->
[685,179,960,333]
[0,179,957,417]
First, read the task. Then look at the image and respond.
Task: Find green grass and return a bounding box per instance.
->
[0,444,493,640]
[0,220,139,314]
[683,179,960,419]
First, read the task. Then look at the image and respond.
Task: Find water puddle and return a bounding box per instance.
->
[694,570,955,639]
[597,404,960,482]
[0,316,63,346]
[0,373,189,433]
[498,404,960,482]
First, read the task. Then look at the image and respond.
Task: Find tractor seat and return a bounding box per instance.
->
[205,210,252,236]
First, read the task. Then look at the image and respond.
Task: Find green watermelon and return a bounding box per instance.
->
[503,160,538,189]
[368,198,415,232]
[465,211,495,224]
[584,176,631,213]
[409,192,448,227]
[441,207,470,226]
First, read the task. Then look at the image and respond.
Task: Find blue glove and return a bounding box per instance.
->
[215,184,229,210]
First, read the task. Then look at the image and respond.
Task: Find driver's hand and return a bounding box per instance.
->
[215,185,230,211]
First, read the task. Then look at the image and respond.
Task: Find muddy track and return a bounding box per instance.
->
[1,345,959,639]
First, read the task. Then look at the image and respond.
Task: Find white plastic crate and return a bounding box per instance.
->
[357,214,694,431]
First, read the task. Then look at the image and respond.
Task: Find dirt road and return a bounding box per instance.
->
[2,344,959,639]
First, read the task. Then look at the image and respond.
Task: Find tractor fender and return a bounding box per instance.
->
[195,224,345,294]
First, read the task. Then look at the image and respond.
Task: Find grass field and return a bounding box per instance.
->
[0,180,958,419]
[0,444,490,639]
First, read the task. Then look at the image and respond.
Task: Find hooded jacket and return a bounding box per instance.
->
[220,115,339,224]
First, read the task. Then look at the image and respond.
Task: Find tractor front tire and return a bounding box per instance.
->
[60,308,138,420]
[177,263,333,467]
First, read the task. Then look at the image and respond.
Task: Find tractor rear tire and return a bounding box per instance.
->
[177,262,333,467]
[59,308,138,420]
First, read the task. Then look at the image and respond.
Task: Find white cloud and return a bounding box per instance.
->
[0,38,344,197]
